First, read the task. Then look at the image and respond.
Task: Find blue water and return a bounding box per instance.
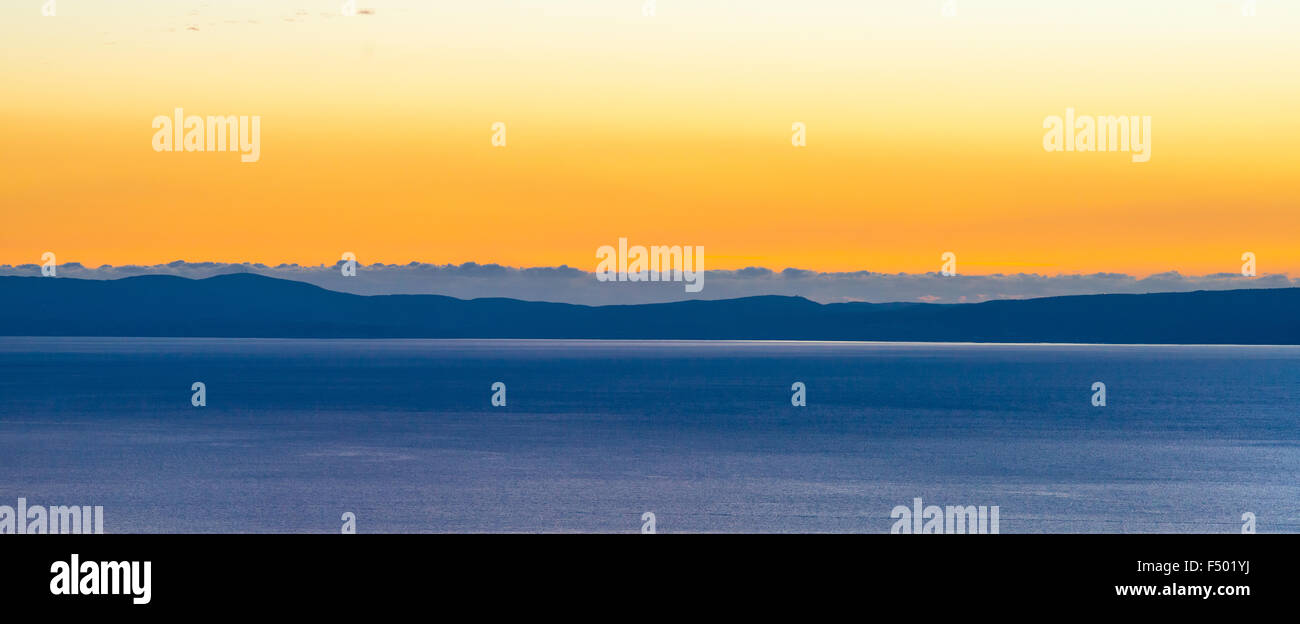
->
[1,338,1298,533]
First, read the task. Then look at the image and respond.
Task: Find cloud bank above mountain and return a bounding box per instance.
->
[2,261,1293,306]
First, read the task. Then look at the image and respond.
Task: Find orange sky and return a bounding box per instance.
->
[2,1,1298,275]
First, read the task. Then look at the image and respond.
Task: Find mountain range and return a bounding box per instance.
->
[2,273,1297,343]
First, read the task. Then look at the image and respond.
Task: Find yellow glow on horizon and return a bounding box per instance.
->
[2,1,1298,275]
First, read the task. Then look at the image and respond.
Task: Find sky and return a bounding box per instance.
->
[2,0,1298,279]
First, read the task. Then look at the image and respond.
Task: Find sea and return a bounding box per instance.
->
[1,337,1297,533]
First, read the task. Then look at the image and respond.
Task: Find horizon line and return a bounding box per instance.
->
[0,260,1289,281]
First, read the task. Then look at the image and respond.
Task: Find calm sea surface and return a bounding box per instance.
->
[1,338,1297,533]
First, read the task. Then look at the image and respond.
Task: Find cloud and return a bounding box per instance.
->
[1,262,1294,305]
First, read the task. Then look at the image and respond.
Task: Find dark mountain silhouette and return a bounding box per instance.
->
[2,273,1298,343]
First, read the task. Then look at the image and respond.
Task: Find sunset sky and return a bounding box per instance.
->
[2,0,1298,275]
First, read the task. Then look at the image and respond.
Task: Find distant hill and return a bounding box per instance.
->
[2,273,1298,343]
